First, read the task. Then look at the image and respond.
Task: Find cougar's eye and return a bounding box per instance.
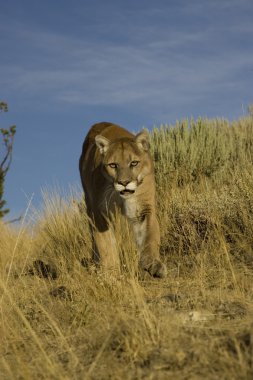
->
[108,163,118,169]
[130,161,139,167]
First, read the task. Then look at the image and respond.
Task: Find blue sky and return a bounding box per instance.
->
[1,0,253,220]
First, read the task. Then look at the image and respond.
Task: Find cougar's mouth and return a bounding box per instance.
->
[114,181,137,197]
[120,189,135,196]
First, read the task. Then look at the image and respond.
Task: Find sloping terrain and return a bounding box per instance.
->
[1,117,253,379]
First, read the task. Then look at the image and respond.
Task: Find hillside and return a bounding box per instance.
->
[1,116,253,379]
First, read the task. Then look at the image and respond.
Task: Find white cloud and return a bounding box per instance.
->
[1,7,253,111]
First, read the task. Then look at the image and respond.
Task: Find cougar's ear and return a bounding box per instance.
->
[135,129,150,151]
[95,135,110,154]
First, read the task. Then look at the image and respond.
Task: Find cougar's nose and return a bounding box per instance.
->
[118,180,130,187]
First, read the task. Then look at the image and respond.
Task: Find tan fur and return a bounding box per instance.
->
[79,122,167,278]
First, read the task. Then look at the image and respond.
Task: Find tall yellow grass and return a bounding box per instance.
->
[1,116,253,379]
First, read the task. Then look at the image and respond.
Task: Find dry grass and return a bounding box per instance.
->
[1,117,253,379]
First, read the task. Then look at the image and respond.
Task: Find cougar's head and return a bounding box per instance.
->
[95,130,153,198]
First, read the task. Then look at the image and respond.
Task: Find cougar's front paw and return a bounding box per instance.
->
[145,259,167,278]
